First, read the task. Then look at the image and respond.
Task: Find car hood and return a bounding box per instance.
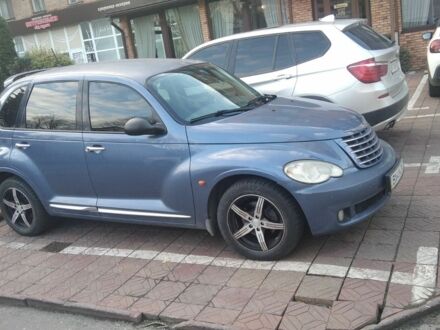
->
[186,97,366,144]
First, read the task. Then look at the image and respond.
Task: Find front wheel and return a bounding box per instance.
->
[0,178,51,236]
[217,179,304,260]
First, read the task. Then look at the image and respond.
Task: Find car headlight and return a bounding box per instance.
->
[284,160,343,184]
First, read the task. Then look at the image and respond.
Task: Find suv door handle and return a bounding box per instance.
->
[276,74,294,80]
[85,146,105,154]
[15,143,30,150]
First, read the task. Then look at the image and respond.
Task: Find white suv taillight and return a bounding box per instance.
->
[430,40,440,53]
[347,58,388,84]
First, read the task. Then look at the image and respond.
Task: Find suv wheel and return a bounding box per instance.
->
[217,179,304,260]
[429,81,440,97]
[0,178,51,236]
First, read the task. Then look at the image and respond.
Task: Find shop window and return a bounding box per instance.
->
[208,0,287,39]
[314,0,368,20]
[401,0,440,30]
[80,19,125,62]
[13,37,25,57]
[0,0,12,19]
[132,14,166,59]
[31,0,45,13]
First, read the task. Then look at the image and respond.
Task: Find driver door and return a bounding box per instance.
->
[82,77,194,225]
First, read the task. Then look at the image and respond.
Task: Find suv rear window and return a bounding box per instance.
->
[344,24,393,50]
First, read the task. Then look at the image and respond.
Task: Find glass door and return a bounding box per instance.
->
[314,0,368,20]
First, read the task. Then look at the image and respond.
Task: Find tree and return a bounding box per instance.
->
[0,17,17,90]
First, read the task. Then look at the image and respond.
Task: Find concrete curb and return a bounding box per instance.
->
[173,320,230,330]
[363,296,440,330]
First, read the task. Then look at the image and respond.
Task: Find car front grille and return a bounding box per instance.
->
[339,126,383,168]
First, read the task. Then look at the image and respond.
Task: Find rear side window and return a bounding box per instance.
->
[344,24,393,50]
[292,31,331,65]
[88,82,154,132]
[234,35,277,77]
[26,82,78,130]
[188,42,231,70]
[0,86,27,128]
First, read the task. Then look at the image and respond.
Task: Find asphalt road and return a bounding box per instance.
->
[397,310,440,329]
[0,305,167,330]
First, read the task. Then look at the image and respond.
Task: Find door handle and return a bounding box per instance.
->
[85,146,106,154]
[15,143,30,150]
[276,74,294,80]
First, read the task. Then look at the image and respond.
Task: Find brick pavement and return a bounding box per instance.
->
[0,72,437,329]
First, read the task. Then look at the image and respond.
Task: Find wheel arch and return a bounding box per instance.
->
[206,173,308,234]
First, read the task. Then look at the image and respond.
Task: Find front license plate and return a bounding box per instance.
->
[386,159,404,191]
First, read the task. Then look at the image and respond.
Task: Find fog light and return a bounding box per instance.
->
[337,210,345,222]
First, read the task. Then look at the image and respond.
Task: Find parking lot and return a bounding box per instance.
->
[0,72,436,329]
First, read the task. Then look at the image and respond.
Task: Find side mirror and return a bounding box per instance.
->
[124,117,166,136]
[422,32,433,41]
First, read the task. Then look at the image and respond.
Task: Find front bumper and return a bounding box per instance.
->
[289,141,398,236]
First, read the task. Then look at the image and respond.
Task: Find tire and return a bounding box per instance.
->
[0,178,51,236]
[429,81,440,97]
[217,179,304,260]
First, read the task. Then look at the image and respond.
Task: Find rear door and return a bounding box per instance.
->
[231,34,297,96]
[343,23,405,99]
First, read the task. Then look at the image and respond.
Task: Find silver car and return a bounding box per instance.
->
[183,18,408,130]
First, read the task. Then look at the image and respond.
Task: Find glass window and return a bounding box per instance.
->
[13,37,25,57]
[401,0,440,29]
[188,42,231,70]
[165,4,204,58]
[0,0,12,19]
[31,0,45,12]
[147,64,260,123]
[344,24,393,50]
[234,36,276,77]
[26,82,78,130]
[88,82,154,132]
[274,34,295,70]
[0,86,26,128]
[292,32,331,65]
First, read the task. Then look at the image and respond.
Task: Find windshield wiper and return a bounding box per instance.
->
[190,107,254,124]
[246,94,277,107]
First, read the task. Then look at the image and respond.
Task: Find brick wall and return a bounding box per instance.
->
[198,0,211,42]
[370,0,392,37]
[292,0,313,23]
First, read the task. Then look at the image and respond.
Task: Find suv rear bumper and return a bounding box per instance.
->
[364,92,409,128]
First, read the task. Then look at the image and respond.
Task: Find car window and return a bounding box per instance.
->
[26,82,78,130]
[187,42,231,70]
[274,34,295,70]
[234,35,277,77]
[88,82,154,132]
[0,86,27,128]
[344,24,393,50]
[292,31,331,65]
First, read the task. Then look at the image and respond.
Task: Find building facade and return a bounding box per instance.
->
[1,0,438,70]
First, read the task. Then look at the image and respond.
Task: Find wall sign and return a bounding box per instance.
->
[25,14,59,30]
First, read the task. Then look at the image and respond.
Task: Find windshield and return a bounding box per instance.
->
[147,64,261,123]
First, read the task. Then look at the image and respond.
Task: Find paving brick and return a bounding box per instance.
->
[177,283,220,306]
[196,266,236,286]
[233,312,281,330]
[146,281,187,302]
[295,276,343,306]
[327,301,378,330]
[243,289,293,316]
[385,283,435,309]
[160,302,204,323]
[279,302,330,330]
[116,276,157,297]
[137,260,177,280]
[210,287,255,310]
[362,230,401,246]
[227,269,269,288]
[195,306,240,325]
[380,306,403,320]
[408,196,440,218]
[130,297,169,319]
[318,240,359,258]
[98,294,137,309]
[259,270,303,291]
[405,217,440,232]
[338,279,386,307]
[356,243,397,261]
[166,263,206,283]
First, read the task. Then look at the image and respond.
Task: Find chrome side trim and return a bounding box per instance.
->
[50,203,98,212]
[98,208,191,219]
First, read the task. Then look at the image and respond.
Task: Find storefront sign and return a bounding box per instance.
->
[334,3,348,9]
[25,14,59,30]
[98,1,132,12]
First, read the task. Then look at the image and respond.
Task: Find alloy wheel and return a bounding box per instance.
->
[2,188,33,229]
[227,194,285,252]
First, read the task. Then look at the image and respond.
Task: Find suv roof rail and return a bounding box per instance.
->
[3,69,47,89]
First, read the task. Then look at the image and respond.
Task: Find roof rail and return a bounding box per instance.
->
[3,69,47,89]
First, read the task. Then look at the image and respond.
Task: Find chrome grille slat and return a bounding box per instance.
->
[340,126,383,168]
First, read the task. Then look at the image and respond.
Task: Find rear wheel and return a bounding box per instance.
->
[217,179,304,260]
[429,81,440,97]
[0,178,51,236]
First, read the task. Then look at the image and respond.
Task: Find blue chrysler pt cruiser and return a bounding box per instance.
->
[0,59,403,260]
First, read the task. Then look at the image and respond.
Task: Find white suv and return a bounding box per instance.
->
[184,19,408,130]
